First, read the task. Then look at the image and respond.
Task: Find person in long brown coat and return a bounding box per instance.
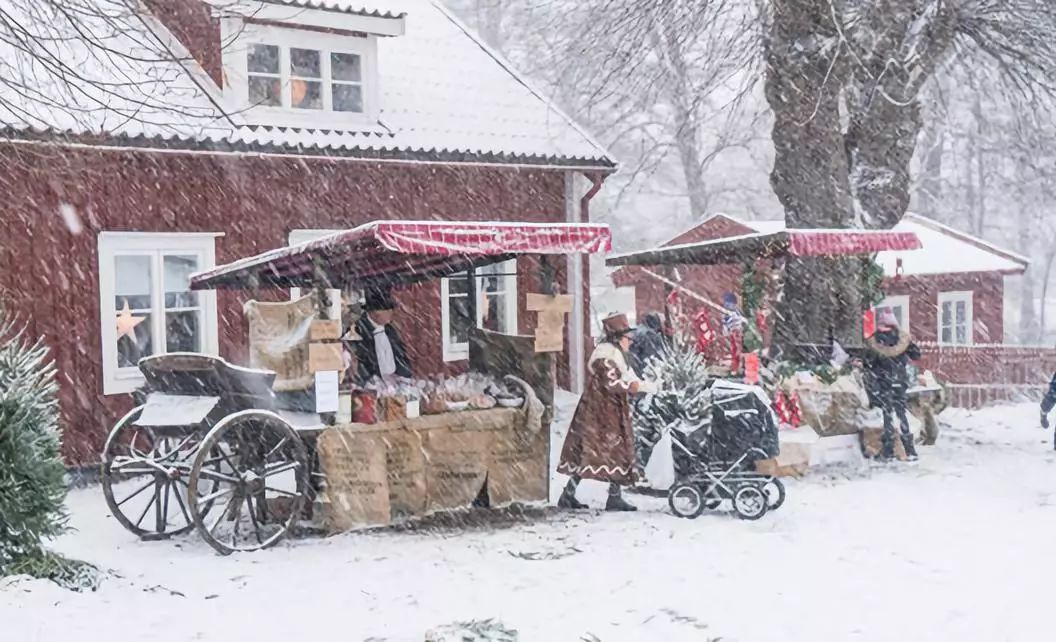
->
[558,313,658,511]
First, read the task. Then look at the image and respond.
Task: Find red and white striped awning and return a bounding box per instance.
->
[190,220,612,290]
[606,229,921,268]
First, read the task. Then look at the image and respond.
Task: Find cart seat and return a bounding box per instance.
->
[138,353,277,399]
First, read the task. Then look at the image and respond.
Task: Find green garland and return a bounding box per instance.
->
[862,258,886,309]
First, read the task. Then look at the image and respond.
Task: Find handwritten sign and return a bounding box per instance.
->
[527,293,573,353]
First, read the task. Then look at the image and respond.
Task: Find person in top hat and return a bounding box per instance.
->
[557,313,658,511]
[351,286,413,383]
[864,307,921,461]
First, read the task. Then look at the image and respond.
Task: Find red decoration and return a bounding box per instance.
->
[863,309,876,339]
[693,308,716,353]
[774,390,802,427]
[744,352,760,384]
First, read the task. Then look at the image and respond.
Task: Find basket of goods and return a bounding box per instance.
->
[378,394,407,421]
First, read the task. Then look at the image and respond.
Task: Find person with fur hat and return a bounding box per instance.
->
[864,307,922,460]
[557,313,658,511]
[351,286,413,383]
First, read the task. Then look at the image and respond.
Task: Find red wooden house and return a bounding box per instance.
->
[613,213,1055,407]
[0,0,615,466]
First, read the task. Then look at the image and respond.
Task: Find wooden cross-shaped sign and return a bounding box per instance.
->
[527,293,573,353]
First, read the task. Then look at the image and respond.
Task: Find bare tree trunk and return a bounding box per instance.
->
[972,88,988,236]
[765,0,861,357]
[656,19,709,219]
[917,120,945,221]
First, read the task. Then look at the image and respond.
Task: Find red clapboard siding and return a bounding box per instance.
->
[0,141,573,465]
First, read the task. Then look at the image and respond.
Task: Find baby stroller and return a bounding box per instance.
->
[665,380,785,520]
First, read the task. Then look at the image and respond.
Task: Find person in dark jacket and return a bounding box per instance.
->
[351,287,413,384]
[628,312,666,377]
[1040,372,1056,450]
[864,308,922,460]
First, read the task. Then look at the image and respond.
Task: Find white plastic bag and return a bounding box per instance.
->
[644,429,676,490]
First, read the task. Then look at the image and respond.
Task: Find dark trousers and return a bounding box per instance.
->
[880,388,911,450]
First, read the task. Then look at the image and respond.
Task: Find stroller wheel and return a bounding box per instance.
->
[764,479,786,511]
[732,485,769,521]
[668,483,705,519]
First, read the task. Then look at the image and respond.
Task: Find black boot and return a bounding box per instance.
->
[901,434,919,461]
[605,484,637,512]
[878,435,895,462]
[558,478,588,510]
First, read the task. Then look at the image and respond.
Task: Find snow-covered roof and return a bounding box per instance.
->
[258,0,407,18]
[731,214,1029,277]
[0,0,614,169]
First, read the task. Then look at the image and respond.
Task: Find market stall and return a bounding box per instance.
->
[185,219,612,533]
[607,227,928,472]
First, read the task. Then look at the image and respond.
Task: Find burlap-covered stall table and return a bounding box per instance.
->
[315,407,547,531]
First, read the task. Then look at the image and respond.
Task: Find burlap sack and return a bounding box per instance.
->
[243,295,317,392]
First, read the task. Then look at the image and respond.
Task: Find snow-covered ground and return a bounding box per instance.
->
[5,399,1056,642]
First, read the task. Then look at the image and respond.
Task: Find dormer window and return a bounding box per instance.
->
[245,43,363,114]
[213,1,406,129]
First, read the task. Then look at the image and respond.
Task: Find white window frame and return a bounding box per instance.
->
[937,291,974,346]
[221,21,381,130]
[441,260,519,362]
[288,229,343,320]
[875,295,911,332]
[98,232,221,395]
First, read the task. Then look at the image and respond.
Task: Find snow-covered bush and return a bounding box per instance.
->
[634,333,712,467]
[0,311,95,590]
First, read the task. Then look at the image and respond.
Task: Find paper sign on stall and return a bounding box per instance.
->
[315,370,339,413]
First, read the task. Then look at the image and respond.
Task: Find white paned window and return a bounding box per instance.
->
[875,295,910,332]
[98,233,220,395]
[938,291,973,345]
[288,229,343,321]
[441,260,519,362]
[223,23,379,128]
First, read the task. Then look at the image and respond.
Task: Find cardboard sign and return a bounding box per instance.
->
[316,430,391,529]
[424,429,491,512]
[486,430,548,505]
[528,293,572,353]
[310,319,342,341]
[382,430,427,519]
[526,293,573,312]
[309,342,344,373]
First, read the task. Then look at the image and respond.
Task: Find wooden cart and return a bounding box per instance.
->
[101,353,319,555]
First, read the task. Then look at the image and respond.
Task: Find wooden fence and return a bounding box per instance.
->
[915,343,1056,408]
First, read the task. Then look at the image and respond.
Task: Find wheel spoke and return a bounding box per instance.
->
[196,468,240,484]
[263,460,301,478]
[171,478,192,524]
[265,436,290,461]
[135,491,158,529]
[264,486,302,499]
[156,479,167,533]
[208,495,237,535]
[246,495,264,545]
[230,496,244,547]
[116,478,157,507]
[197,486,235,507]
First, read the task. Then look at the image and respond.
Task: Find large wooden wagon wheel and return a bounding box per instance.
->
[187,410,309,555]
[101,406,221,540]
